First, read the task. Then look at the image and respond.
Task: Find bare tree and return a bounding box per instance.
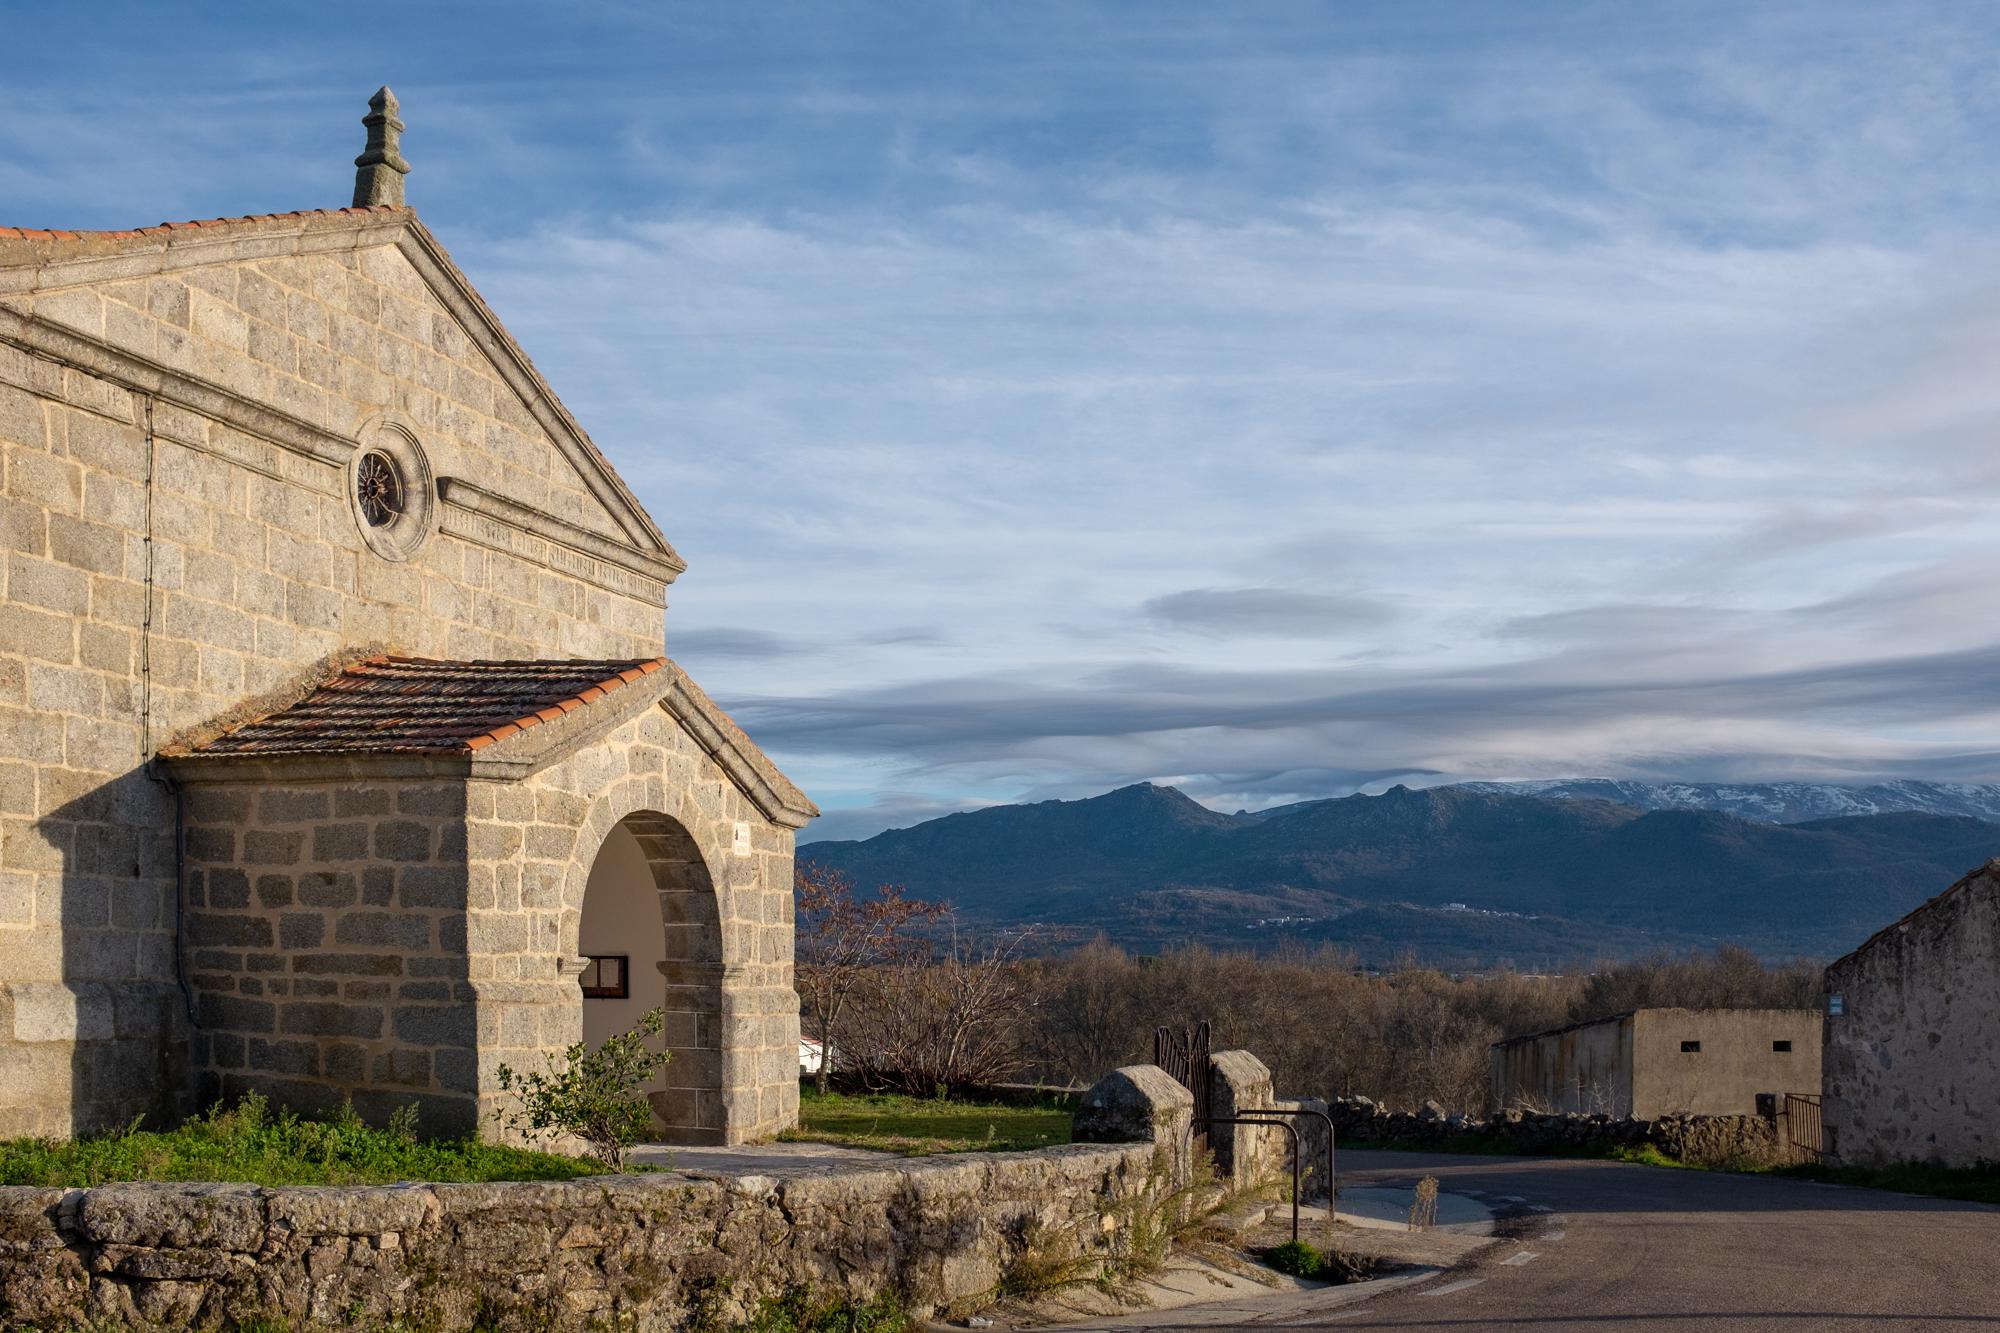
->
[794,862,939,1094]
[1029,936,1146,1086]
[841,916,1043,1095]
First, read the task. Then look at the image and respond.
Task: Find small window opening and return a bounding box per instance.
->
[355,450,405,527]
[1680,1040,1702,1053]
[1773,1040,1793,1053]
[580,955,629,999]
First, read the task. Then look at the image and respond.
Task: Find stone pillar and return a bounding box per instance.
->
[1208,1048,1277,1190]
[1075,1064,1196,1188]
[352,87,411,207]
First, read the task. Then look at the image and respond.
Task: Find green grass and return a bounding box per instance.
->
[0,1093,605,1187]
[1768,1159,2000,1206]
[781,1087,1072,1156]
[1332,1132,2000,1209]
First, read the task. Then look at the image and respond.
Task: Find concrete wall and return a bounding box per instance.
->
[1631,1008,1821,1118]
[1824,863,2000,1168]
[0,217,678,1136]
[1490,1008,1820,1118]
[1489,1013,1636,1115]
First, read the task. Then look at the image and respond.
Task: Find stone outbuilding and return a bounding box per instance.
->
[0,90,814,1143]
[1490,1007,1821,1118]
[1823,860,2000,1168]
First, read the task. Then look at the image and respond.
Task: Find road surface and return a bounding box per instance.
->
[1292,1149,2000,1331]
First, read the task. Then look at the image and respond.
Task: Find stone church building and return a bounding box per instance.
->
[0,91,815,1144]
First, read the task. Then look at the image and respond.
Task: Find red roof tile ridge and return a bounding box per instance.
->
[462,657,666,752]
[0,205,407,244]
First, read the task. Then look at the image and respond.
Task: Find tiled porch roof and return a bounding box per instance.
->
[179,655,667,755]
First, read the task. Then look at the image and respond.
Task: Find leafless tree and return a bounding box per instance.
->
[999,941,1815,1114]
[794,862,940,1094]
[840,916,1044,1095]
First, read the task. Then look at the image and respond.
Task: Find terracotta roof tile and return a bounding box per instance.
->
[0,205,404,243]
[182,655,667,756]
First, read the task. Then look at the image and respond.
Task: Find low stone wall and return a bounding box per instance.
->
[0,1144,1182,1332]
[1326,1095,1785,1165]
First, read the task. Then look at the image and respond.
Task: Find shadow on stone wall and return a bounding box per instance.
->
[35,764,191,1137]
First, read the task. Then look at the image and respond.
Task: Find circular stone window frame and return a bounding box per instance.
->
[345,414,438,563]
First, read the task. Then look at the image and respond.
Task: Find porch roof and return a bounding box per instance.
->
[171,655,668,755]
[162,654,819,829]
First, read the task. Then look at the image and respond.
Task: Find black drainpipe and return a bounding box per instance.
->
[148,757,196,1026]
[134,393,196,1027]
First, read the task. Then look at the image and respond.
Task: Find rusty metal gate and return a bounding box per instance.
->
[1782,1093,1823,1159]
[1154,1021,1212,1152]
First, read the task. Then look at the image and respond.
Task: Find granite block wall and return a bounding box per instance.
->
[0,214,686,1135]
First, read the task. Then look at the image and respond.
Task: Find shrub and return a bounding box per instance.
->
[494,1007,672,1169]
[1265,1238,1326,1278]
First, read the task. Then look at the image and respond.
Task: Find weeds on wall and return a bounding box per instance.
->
[987,1145,1230,1309]
[740,1287,911,1333]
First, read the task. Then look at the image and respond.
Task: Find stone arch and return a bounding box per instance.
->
[557,772,744,966]
[575,807,729,1143]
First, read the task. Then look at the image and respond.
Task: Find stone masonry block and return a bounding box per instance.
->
[1075,1064,1195,1147]
[333,912,431,950]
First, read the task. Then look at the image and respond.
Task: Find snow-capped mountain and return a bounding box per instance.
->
[1449,779,2000,825]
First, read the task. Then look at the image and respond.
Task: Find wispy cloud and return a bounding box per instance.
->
[17,3,2000,836]
[1143,587,1398,636]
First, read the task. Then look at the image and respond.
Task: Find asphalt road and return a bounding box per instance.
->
[1294,1149,2000,1332]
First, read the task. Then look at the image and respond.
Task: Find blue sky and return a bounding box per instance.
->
[15,3,2000,839]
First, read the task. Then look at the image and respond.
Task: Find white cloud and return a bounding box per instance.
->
[20,2,2000,835]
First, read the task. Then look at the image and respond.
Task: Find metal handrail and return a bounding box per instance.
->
[1282,1105,1338,1240]
[1193,1113,1304,1242]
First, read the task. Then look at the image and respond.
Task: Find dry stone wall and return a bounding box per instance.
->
[0,1145,1172,1332]
[1325,1094,1784,1165]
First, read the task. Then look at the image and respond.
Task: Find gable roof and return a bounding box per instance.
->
[162,653,818,829]
[170,655,669,756]
[0,206,680,575]
[1829,859,2000,972]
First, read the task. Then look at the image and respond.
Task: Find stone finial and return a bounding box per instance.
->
[352,86,411,208]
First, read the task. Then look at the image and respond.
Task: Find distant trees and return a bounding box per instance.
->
[1007,941,1823,1112]
[795,862,1045,1095]
[794,871,1825,1114]
[793,863,939,1094]
[838,920,1044,1095]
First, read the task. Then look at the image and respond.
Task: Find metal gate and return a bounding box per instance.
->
[1154,1021,1212,1152]
[1782,1093,1823,1159]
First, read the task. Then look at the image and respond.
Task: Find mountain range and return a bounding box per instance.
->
[799,782,2000,966]
[1446,779,2000,825]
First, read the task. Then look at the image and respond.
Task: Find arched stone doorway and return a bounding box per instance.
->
[577,811,725,1144]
